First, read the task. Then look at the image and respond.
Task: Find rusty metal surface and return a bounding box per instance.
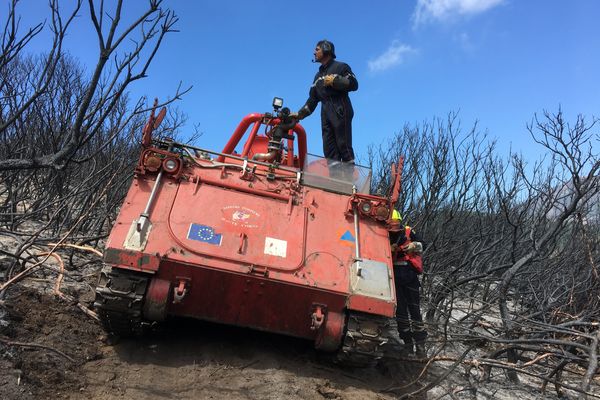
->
[104,248,160,272]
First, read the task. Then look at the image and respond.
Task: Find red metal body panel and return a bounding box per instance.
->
[104,111,397,346]
[103,247,160,272]
[315,311,345,351]
[154,260,347,339]
[143,278,171,321]
[347,294,396,316]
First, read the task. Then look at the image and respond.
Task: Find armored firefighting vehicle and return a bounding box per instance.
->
[94,98,404,366]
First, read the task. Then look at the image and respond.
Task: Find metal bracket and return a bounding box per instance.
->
[248,264,269,277]
[310,304,327,331]
[173,278,190,304]
[193,175,201,195]
[123,216,152,251]
[239,160,256,181]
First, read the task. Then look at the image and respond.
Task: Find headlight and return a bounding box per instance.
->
[163,158,179,173]
[144,155,162,172]
[359,201,372,214]
[375,206,390,221]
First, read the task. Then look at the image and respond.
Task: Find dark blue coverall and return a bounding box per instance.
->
[298,59,358,163]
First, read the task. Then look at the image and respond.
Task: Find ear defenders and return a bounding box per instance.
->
[317,39,336,59]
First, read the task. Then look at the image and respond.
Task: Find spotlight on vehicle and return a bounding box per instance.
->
[272,97,284,111]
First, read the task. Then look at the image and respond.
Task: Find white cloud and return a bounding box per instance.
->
[413,0,504,26]
[368,41,415,73]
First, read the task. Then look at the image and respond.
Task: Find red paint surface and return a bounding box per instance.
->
[105,113,397,344]
[155,260,347,340]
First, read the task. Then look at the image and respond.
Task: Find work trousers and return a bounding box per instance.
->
[393,264,427,345]
[321,99,354,162]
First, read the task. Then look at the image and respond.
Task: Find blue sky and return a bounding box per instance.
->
[17,0,600,162]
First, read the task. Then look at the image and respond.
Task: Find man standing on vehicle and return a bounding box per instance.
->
[292,40,358,175]
[389,210,427,358]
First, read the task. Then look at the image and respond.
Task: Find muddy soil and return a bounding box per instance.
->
[0,287,428,400]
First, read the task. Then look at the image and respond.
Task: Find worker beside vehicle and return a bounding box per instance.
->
[389,210,427,358]
[291,40,358,178]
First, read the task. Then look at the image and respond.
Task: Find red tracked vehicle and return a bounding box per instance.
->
[94,98,404,365]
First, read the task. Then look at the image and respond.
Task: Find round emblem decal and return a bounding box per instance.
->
[221,206,261,228]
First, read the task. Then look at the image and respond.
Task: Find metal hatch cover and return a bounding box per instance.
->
[350,259,392,300]
[168,180,305,271]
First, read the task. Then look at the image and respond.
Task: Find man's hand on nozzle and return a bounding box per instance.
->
[323,74,336,87]
[292,106,310,120]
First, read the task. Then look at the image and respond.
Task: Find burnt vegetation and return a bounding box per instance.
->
[0,0,192,291]
[370,112,600,397]
[0,1,599,399]
[0,0,194,378]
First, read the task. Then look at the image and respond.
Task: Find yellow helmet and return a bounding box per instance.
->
[392,209,402,221]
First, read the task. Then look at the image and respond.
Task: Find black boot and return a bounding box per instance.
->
[415,342,427,359]
[400,341,414,357]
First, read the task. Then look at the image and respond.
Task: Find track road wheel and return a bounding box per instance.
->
[335,312,396,368]
[94,265,150,337]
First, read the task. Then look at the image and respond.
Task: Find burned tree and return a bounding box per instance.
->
[0,1,186,299]
[371,110,600,397]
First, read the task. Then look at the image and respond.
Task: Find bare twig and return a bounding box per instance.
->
[0,336,75,362]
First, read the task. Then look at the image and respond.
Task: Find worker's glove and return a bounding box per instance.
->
[323,74,336,87]
[402,242,423,254]
[293,105,311,120]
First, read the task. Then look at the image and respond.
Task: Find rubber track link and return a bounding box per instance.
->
[336,312,398,367]
[94,265,150,337]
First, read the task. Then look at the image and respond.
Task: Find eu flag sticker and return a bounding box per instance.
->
[187,223,223,245]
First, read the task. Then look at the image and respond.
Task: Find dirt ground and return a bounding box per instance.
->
[0,286,431,400]
[0,267,595,400]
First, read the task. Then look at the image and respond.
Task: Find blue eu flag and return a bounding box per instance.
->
[187,223,222,245]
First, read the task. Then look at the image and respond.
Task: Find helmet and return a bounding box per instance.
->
[388,209,403,232]
[317,39,336,59]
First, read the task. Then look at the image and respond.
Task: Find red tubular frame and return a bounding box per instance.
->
[217,113,307,168]
[239,121,262,157]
